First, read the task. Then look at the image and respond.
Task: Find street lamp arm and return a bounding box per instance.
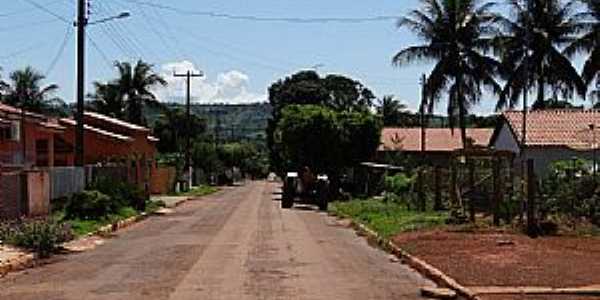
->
[87,12,130,26]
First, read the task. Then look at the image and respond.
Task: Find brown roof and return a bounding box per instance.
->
[380,128,494,152]
[502,110,600,150]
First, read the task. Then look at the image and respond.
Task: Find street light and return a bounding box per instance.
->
[87,11,131,25]
[74,0,130,167]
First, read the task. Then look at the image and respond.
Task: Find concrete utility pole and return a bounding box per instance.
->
[174,70,203,189]
[75,0,87,167]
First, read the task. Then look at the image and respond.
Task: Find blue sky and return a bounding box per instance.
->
[0,0,590,115]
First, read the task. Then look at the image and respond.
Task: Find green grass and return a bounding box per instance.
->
[331,199,448,239]
[173,185,219,197]
[59,206,140,237]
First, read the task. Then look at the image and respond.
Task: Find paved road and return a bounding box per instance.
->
[0,181,433,300]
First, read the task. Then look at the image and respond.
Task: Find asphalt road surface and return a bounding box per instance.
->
[0,181,433,300]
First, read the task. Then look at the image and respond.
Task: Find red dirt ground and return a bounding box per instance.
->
[392,229,600,289]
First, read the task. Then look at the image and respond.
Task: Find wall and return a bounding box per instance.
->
[0,172,23,219]
[24,170,50,217]
[522,147,597,177]
[493,122,521,154]
[150,167,176,195]
[46,167,86,200]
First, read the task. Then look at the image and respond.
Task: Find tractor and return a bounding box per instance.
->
[281,168,330,211]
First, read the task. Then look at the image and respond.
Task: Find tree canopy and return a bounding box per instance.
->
[275,105,381,175]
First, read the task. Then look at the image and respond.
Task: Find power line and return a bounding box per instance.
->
[46,25,74,76]
[120,0,399,24]
[0,41,46,61]
[20,0,71,23]
[0,0,66,18]
[87,33,115,73]
[0,19,61,32]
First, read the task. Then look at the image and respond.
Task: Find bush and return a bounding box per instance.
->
[384,173,415,195]
[0,219,73,258]
[65,190,112,220]
[89,177,146,211]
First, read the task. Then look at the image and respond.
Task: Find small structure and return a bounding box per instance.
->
[378,127,494,166]
[491,109,600,175]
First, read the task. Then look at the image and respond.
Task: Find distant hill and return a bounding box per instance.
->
[145,102,272,142]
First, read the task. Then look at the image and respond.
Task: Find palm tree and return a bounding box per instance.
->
[566,0,599,103]
[3,66,61,114]
[92,60,167,125]
[88,82,125,119]
[496,0,586,110]
[394,0,502,147]
[377,95,406,126]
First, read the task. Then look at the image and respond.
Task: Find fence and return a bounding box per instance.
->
[46,167,86,200]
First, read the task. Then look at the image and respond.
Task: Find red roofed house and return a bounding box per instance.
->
[490,110,600,175]
[379,127,494,165]
[0,103,66,168]
[0,103,158,187]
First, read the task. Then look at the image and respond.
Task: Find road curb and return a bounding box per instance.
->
[0,212,150,277]
[330,212,480,300]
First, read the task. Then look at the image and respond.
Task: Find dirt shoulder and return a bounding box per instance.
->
[393,229,600,288]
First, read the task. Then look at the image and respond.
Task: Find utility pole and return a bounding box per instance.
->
[75,0,88,167]
[174,70,203,189]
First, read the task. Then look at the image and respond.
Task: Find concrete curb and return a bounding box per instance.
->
[330,211,480,300]
[0,212,151,277]
[470,286,600,296]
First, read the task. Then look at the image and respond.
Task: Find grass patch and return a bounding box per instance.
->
[331,199,448,238]
[173,185,219,197]
[59,206,140,237]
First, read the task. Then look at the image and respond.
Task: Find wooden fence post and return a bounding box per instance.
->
[418,168,426,212]
[492,157,501,226]
[468,159,476,222]
[527,159,538,237]
[434,166,442,211]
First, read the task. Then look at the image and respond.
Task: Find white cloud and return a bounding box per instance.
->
[153,61,266,104]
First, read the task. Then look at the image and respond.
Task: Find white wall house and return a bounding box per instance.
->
[490,110,600,176]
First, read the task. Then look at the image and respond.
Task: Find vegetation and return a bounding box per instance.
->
[89,60,167,126]
[0,219,73,258]
[1,66,66,115]
[331,199,447,238]
[275,105,381,177]
[394,0,502,147]
[173,185,219,197]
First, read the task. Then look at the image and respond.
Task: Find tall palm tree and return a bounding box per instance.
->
[3,66,61,114]
[88,82,125,119]
[394,0,502,147]
[92,60,167,125]
[566,0,599,103]
[496,0,586,110]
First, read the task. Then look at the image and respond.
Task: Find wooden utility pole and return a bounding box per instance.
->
[174,70,203,189]
[75,0,87,167]
[418,74,427,211]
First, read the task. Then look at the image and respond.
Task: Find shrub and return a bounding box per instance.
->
[65,190,112,220]
[384,173,415,195]
[89,177,146,211]
[0,219,73,258]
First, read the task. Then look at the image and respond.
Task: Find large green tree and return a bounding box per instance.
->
[91,60,167,125]
[3,66,63,114]
[394,0,502,147]
[275,105,381,175]
[267,71,376,173]
[496,0,586,109]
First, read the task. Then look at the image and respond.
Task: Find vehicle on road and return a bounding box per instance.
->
[282,168,330,211]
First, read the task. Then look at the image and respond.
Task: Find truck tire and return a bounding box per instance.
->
[282,195,293,208]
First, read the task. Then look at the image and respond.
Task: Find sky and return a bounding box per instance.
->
[0,0,590,115]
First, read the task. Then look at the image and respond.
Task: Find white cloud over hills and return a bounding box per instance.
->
[153,61,266,104]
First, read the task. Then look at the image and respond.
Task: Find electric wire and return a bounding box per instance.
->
[46,25,74,76]
[120,0,400,24]
[20,0,71,23]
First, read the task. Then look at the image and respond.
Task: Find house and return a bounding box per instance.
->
[0,103,66,168]
[0,103,159,185]
[378,127,494,165]
[490,109,600,176]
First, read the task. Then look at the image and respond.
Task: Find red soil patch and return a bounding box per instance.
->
[392,229,600,288]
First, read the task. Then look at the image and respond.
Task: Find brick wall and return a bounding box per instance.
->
[151,167,176,195]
